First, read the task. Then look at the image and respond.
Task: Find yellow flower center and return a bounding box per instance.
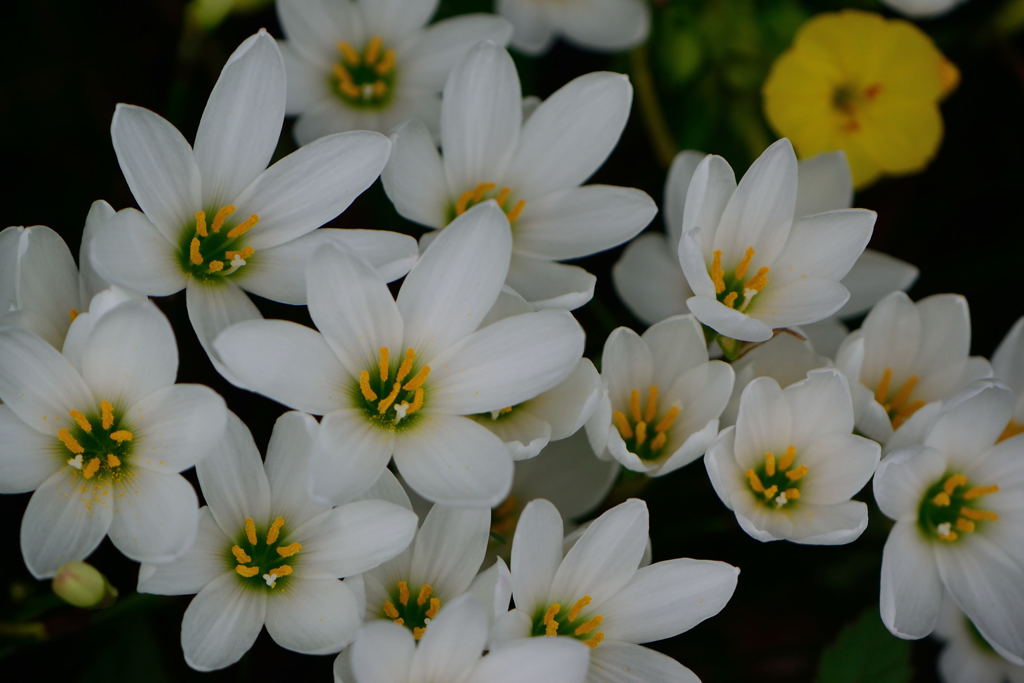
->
[451,182,526,224]
[746,445,805,508]
[831,81,883,133]
[59,400,133,485]
[533,596,604,649]
[332,35,397,107]
[611,385,681,461]
[873,367,926,429]
[182,206,259,280]
[232,516,301,589]
[710,247,770,312]
[358,347,430,427]
[919,474,999,543]
[382,580,441,640]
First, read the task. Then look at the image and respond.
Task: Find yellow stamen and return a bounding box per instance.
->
[955,518,976,533]
[764,452,776,477]
[383,601,400,619]
[746,469,765,493]
[495,186,511,206]
[110,430,133,443]
[785,465,808,482]
[567,596,591,622]
[375,49,396,75]
[194,210,207,237]
[231,545,252,564]
[763,484,778,500]
[416,584,433,606]
[225,247,255,261]
[473,182,496,202]
[83,457,101,480]
[932,491,951,507]
[398,580,410,606]
[892,401,926,428]
[100,401,114,430]
[959,507,998,522]
[68,308,79,322]
[506,199,526,222]
[58,429,85,454]
[574,615,603,636]
[745,267,770,292]
[408,388,425,414]
[890,375,919,410]
[999,420,1024,442]
[337,41,359,65]
[426,597,441,619]
[333,63,353,85]
[106,454,121,468]
[710,250,725,294]
[938,531,958,542]
[269,565,293,578]
[395,349,416,383]
[944,474,968,496]
[359,371,378,401]
[210,205,235,233]
[874,368,893,404]
[266,516,285,545]
[340,80,360,99]
[735,246,755,280]
[235,565,259,578]
[629,389,642,422]
[394,618,405,625]
[378,347,390,382]
[189,238,203,265]
[244,517,257,545]
[654,405,681,433]
[784,488,800,500]
[454,189,475,216]
[723,291,738,309]
[643,386,659,422]
[543,603,560,637]
[208,260,224,273]
[69,410,92,433]
[650,432,667,451]
[372,80,387,98]
[612,411,633,440]
[403,365,430,391]
[226,214,259,239]
[778,445,796,471]
[412,627,426,640]
[276,542,302,558]
[585,632,605,649]
[963,485,999,500]
[634,421,648,447]
[377,382,403,414]
[364,36,382,64]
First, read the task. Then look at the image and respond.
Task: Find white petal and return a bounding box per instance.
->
[734,377,790,469]
[295,500,417,578]
[182,572,266,671]
[196,412,271,534]
[513,185,656,260]
[526,357,601,440]
[80,299,177,407]
[393,414,513,507]
[925,382,1014,459]
[504,72,632,197]
[681,155,736,258]
[137,507,226,595]
[799,433,880,505]
[880,519,942,639]
[125,383,228,473]
[994,316,1024,395]
[838,249,918,318]
[276,0,358,66]
[860,291,921,386]
[312,408,396,506]
[351,621,415,683]
[588,641,700,683]
[786,500,869,545]
[234,131,391,250]
[663,150,705,245]
[611,234,691,326]
[794,151,853,216]
[511,498,565,612]
[5,225,80,348]
[601,558,738,642]
[265,411,331,525]
[873,446,947,521]
[413,593,488,679]
[467,556,513,623]
[470,637,590,683]
[280,41,326,114]
[19,469,113,578]
[643,314,709,376]
[480,408,551,460]
[601,326,652,409]
[265,578,361,654]
[753,277,850,329]
[358,0,437,39]
[185,278,262,383]
[686,295,773,342]
[0,405,61,493]
[382,120,450,229]
[110,104,201,239]
[498,0,554,55]
[403,14,514,89]
[411,505,490,597]
[194,31,285,208]
[107,469,199,564]
[428,309,584,415]
[89,208,184,296]
[513,432,619,521]
[556,0,650,52]
[783,368,854,448]
[505,255,596,310]
[771,209,875,284]
[213,319,347,414]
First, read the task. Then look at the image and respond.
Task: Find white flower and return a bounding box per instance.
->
[0,201,121,348]
[835,291,992,446]
[497,0,650,55]
[139,410,417,671]
[873,382,1024,664]
[383,41,656,310]
[278,0,512,143]
[0,299,227,577]
[92,30,417,377]
[993,316,1024,441]
[880,0,968,19]
[586,314,734,477]
[493,498,738,683]
[343,594,590,683]
[214,203,585,507]
[705,369,880,544]
[934,598,1024,683]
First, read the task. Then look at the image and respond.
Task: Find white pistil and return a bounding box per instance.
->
[262,573,279,588]
[936,522,952,538]
[774,492,788,508]
[67,454,84,470]
[394,402,410,422]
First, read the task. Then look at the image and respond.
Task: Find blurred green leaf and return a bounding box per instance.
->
[815,607,912,683]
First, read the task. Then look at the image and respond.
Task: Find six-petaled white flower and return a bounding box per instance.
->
[497,0,650,55]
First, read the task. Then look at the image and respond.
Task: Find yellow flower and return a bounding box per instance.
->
[762,10,958,189]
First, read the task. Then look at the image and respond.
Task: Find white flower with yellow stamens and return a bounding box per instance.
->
[0,299,227,577]
[934,599,1024,683]
[277,0,512,143]
[705,369,880,544]
[139,411,417,671]
[874,381,1024,664]
[586,314,734,477]
[92,30,417,377]
[835,291,993,446]
[214,203,585,507]
[993,316,1024,442]
[383,41,655,310]
[497,0,649,56]
[492,498,737,683]
[675,139,876,344]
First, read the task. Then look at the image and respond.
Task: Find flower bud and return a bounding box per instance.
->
[51,562,118,609]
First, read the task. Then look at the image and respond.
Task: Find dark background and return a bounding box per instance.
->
[1,0,1022,680]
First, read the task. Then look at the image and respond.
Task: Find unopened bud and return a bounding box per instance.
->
[52,561,118,609]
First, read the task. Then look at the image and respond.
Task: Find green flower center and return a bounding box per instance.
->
[57,401,134,484]
[177,205,259,282]
[745,445,806,508]
[710,246,769,313]
[331,36,397,109]
[531,596,604,649]
[229,516,301,590]
[447,182,527,224]
[356,347,430,430]
[918,473,999,543]
[381,580,441,640]
[611,385,681,462]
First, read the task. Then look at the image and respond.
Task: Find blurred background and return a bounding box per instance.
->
[2,0,1023,680]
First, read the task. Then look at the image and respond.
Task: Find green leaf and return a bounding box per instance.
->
[816,607,912,683]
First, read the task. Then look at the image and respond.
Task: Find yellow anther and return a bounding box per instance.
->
[269,565,293,578]
[963,485,999,500]
[611,411,633,439]
[955,518,976,533]
[567,596,591,622]
[210,205,235,233]
[394,618,405,625]
[471,182,496,202]
[225,246,255,261]
[364,35,383,64]
[395,349,416,383]
[416,584,433,606]
[337,41,360,65]
[874,368,893,404]
[276,542,302,558]
[723,291,738,308]
[543,603,560,637]
[745,267,770,293]
[650,432,667,451]
[494,495,518,519]
[244,517,258,545]
[226,214,259,239]
[100,401,114,430]
[110,430,133,443]
[383,601,400,619]
[959,507,998,522]
[629,389,642,422]
[378,347,390,382]
[69,410,92,433]
[408,388,425,414]
[231,545,252,564]
[375,49,396,75]
[340,80,361,98]
[710,250,725,294]
[784,488,800,500]
[106,454,121,468]
[654,405,681,433]
[377,382,403,414]
[506,199,526,222]
[266,516,285,545]
[208,260,224,273]
[333,63,353,85]
[585,632,605,649]
[194,210,208,237]
[58,429,85,454]
[235,565,259,578]
[426,597,441,619]
[189,237,203,265]
[890,375,919,410]
[454,189,475,216]
[938,531,959,542]
[932,491,951,507]
[785,465,808,482]
[412,627,426,640]
[892,401,926,428]
[764,452,776,477]
[762,484,779,500]
[746,469,765,493]
[574,615,603,636]
[1000,420,1024,442]
[495,186,511,206]
[398,580,410,606]
[372,80,387,98]
[69,308,79,322]
[403,365,431,391]
[643,386,659,422]
[944,474,968,496]
[634,421,648,447]
[359,371,378,401]
[83,457,101,480]
[735,247,756,280]
[778,445,796,472]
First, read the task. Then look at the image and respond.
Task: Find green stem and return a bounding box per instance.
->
[629,44,678,168]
